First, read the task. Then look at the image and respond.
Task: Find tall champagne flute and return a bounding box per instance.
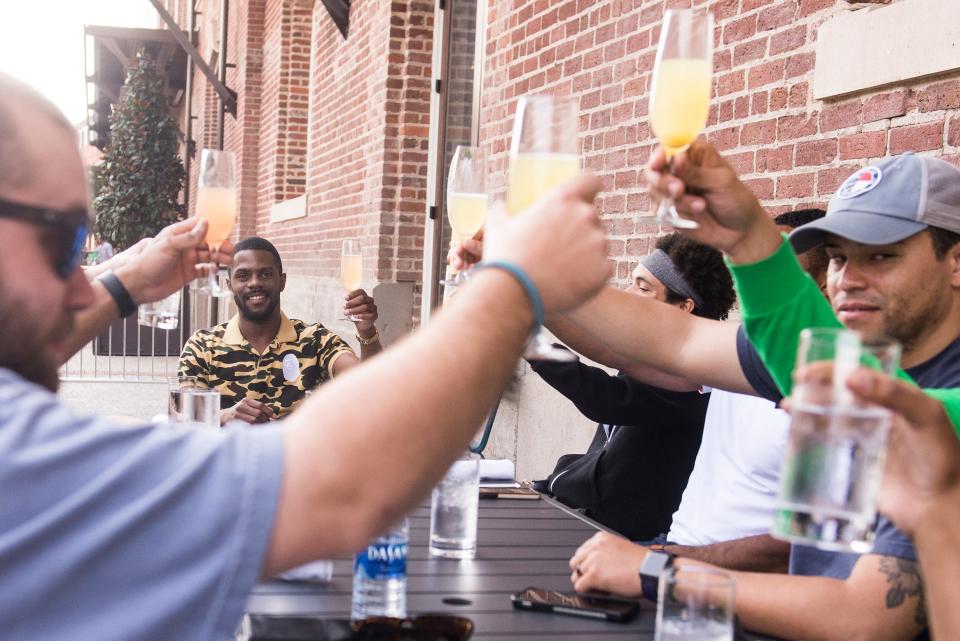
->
[340,239,363,321]
[194,149,237,296]
[649,9,714,229]
[507,94,579,362]
[444,145,488,290]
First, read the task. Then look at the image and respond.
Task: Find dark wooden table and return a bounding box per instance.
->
[247,495,779,640]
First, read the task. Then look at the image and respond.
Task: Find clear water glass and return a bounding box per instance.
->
[180,388,220,430]
[429,453,480,559]
[139,289,181,330]
[167,375,200,422]
[656,567,734,641]
[773,328,901,552]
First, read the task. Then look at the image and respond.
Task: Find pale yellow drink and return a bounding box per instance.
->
[340,254,362,291]
[650,58,712,156]
[447,192,487,239]
[196,186,237,246]
[506,152,579,216]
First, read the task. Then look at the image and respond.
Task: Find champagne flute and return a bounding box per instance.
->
[340,239,363,321]
[194,149,237,296]
[444,145,488,291]
[507,94,579,363]
[649,9,714,229]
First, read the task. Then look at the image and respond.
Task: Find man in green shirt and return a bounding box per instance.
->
[560,146,960,641]
[642,143,960,426]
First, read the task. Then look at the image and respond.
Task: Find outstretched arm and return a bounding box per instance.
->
[562,287,754,394]
[531,357,694,425]
[63,219,230,362]
[454,234,750,394]
[546,314,699,392]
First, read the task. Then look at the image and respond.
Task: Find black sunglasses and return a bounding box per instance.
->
[243,614,473,641]
[352,615,473,641]
[0,196,90,278]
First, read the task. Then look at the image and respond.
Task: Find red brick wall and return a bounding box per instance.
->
[166,0,959,301]
[480,0,960,285]
[380,2,434,285]
[165,0,433,321]
[256,0,312,215]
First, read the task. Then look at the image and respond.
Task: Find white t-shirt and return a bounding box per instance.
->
[667,389,790,545]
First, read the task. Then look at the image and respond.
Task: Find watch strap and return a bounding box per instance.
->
[98,270,137,318]
[638,550,675,602]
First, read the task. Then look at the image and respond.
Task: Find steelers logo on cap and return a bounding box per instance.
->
[837,166,882,200]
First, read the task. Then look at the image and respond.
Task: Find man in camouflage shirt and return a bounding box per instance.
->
[179,236,381,424]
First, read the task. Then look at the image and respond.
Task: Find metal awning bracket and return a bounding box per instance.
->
[147,0,237,117]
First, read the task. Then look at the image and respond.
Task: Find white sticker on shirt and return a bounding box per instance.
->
[282,354,301,382]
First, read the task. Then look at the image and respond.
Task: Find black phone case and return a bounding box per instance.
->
[509,590,639,622]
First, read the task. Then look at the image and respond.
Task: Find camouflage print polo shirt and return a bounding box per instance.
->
[178,312,355,419]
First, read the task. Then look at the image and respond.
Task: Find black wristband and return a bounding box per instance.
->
[98,270,137,318]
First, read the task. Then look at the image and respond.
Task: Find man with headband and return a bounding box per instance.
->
[452,214,826,571]
[530,233,736,541]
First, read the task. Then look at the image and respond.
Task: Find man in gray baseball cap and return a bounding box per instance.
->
[790,153,960,253]
[557,143,960,641]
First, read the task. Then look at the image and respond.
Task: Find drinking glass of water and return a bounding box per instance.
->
[773,327,901,552]
[429,453,480,559]
[167,375,200,422]
[180,388,221,430]
[139,289,182,330]
[655,567,734,641]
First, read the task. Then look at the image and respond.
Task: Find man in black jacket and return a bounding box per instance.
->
[531,233,736,541]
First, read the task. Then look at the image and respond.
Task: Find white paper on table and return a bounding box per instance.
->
[478,459,515,484]
[276,559,333,583]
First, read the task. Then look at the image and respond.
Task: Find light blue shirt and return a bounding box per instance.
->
[0,369,284,640]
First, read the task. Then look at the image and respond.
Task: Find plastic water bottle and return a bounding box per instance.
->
[351,518,408,620]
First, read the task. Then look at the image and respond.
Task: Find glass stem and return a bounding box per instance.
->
[208,243,221,289]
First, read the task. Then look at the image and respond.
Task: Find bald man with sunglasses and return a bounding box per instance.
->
[0,74,612,640]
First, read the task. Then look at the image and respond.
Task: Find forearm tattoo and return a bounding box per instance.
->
[878,556,927,628]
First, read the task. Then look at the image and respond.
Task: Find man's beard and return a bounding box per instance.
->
[234,292,280,322]
[0,287,66,392]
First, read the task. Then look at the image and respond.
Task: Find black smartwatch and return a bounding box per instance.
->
[638,549,675,602]
[97,270,137,318]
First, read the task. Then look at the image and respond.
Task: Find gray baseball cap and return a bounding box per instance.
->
[789,153,960,253]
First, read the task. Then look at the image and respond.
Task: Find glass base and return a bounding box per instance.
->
[192,262,231,297]
[771,504,876,553]
[429,541,477,560]
[139,310,179,330]
[192,282,232,298]
[656,199,699,229]
[524,332,577,362]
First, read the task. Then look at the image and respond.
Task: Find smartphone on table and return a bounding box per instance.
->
[510,586,640,622]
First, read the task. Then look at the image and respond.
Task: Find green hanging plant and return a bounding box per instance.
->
[92,50,185,251]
